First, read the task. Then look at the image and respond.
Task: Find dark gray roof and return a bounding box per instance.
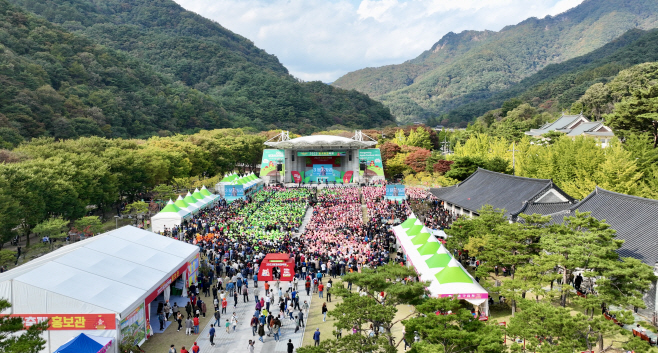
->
[517,202,573,217]
[548,187,658,265]
[430,169,575,217]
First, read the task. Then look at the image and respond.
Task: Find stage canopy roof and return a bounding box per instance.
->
[264,135,376,149]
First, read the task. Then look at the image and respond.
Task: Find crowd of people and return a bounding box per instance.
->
[157,183,456,351]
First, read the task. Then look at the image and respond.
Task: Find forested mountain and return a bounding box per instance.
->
[332,0,658,124]
[0,0,394,144]
[442,28,658,125]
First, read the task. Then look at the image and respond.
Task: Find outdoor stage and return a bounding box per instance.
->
[260,131,385,185]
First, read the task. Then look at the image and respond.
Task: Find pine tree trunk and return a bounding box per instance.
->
[561,267,568,307]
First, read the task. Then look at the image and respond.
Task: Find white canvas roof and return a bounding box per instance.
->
[0,226,198,317]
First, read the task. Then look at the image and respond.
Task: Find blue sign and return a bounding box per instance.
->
[385,185,406,200]
[310,164,334,182]
[225,185,244,202]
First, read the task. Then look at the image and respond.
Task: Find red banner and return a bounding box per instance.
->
[145,262,188,304]
[291,171,302,183]
[10,313,116,330]
[343,171,353,183]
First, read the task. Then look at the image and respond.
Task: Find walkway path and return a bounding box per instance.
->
[192,282,313,352]
[295,207,314,237]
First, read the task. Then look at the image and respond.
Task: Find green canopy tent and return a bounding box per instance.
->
[411,232,431,245]
[406,225,424,236]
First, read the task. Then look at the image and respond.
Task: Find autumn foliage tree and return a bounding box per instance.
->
[405,149,432,173]
[433,160,454,174]
[380,142,401,164]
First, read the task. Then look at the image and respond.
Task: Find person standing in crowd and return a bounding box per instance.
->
[185,316,193,335]
[231,312,238,332]
[176,312,183,332]
[287,339,294,353]
[213,309,221,327]
[191,342,200,353]
[243,285,249,302]
[193,315,200,334]
[169,344,176,353]
[322,302,328,322]
[257,322,266,342]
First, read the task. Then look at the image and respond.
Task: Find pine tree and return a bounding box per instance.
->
[0,299,48,353]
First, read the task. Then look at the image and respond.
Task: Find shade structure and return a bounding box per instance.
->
[406,225,424,236]
[176,195,199,214]
[151,200,190,233]
[426,253,452,269]
[411,232,431,245]
[393,223,488,308]
[200,186,219,203]
[192,188,210,206]
[400,217,417,229]
[184,192,204,210]
[54,333,113,353]
[418,242,440,255]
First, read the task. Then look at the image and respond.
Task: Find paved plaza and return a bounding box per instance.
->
[179,282,313,353]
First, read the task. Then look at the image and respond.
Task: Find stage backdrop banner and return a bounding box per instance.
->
[311,164,334,182]
[298,151,345,156]
[343,171,354,183]
[385,185,406,200]
[291,171,302,183]
[12,314,116,330]
[358,149,384,177]
[260,149,285,178]
[305,156,341,167]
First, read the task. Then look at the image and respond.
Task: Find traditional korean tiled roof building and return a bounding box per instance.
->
[546,187,658,317]
[430,168,576,220]
[525,113,615,147]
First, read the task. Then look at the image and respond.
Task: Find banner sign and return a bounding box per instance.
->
[343,171,353,183]
[145,262,187,304]
[187,253,200,287]
[385,185,406,200]
[304,156,341,167]
[291,171,302,183]
[11,314,116,330]
[120,303,146,346]
[260,149,285,178]
[358,149,384,178]
[297,151,346,157]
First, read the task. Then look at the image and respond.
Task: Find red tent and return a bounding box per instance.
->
[258,254,295,282]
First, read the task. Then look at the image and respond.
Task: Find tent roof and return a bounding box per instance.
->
[264,134,376,149]
[54,333,103,353]
[0,226,198,315]
[400,217,416,229]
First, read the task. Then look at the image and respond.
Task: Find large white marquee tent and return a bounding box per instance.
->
[0,226,199,353]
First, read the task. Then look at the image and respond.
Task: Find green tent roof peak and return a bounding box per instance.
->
[425,253,452,269]
[435,267,473,284]
[400,217,416,229]
[417,242,440,255]
[411,232,431,245]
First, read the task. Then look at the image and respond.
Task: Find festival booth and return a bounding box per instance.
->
[174,195,198,214]
[151,200,191,233]
[258,254,295,282]
[215,173,264,202]
[54,333,113,353]
[394,215,489,317]
[184,192,205,210]
[0,226,200,353]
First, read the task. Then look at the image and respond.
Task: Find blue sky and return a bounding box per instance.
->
[173,0,585,82]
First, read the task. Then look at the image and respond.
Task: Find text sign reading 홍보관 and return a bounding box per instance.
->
[11,313,116,330]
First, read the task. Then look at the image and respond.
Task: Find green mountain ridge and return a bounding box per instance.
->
[0,0,395,143]
[442,27,658,125]
[332,0,658,124]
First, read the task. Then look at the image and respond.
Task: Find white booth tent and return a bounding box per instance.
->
[0,226,199,353]
[393,214,489,313]
[151,200,191,233]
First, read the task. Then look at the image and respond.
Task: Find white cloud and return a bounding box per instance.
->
[173,0,585,82]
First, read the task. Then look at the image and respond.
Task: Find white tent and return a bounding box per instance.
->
[0,226,199,353]
[393,214,489,311]
[175,195,198,214]
[151,200,190,233]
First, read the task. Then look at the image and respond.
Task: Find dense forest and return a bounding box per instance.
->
[0,0,395,146]
[333,0,658,124]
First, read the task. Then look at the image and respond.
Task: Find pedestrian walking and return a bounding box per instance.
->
[191,342,200,353]
[176,312,183,331]
[258,323,265,342]
[231,312,238,332]
[169,344,177,353]
[193,316,200,334]
[243,285,249,302]
[322,302,328,322]
[251,315,258,336]
[248,340,255,353]
[225,319,230,333]
[213,310,221,326]
[209,324,216,346]
[318,283,324,298]
[287,339,294,353]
